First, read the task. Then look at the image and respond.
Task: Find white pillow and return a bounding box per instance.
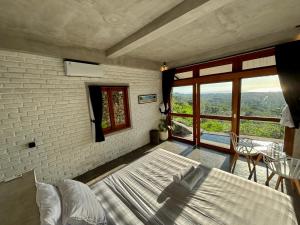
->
[57,179,106,225]
[36,182,62,225]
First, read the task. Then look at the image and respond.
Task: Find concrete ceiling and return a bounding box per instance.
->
[126,0,300,67]
[0,0,182,50]
[0,0,300,69]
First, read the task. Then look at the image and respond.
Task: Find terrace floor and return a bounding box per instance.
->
[75,140,300,223]
[178,131,283,149]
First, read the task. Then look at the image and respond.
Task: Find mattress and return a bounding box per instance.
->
[91,148,297,225]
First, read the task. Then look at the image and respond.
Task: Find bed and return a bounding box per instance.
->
[91,148,297,225]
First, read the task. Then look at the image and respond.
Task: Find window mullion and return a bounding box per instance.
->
[107,88,116,129]
[123,88,130,127]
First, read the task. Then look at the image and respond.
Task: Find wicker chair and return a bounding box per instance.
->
[230,132,259,181]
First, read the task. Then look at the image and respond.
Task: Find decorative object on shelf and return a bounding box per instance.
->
[138,94,157,104]
[160,62,168,72]
[158,117,169,141]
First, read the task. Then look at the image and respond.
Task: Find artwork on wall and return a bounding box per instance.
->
[138,94,157,104]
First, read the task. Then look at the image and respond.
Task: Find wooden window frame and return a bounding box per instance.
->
[101,86,131,135]
[169,48,294,155]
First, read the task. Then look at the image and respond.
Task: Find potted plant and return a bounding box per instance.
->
[158,118,169,141]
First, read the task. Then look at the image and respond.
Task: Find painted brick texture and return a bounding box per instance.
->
[0,49,161,183]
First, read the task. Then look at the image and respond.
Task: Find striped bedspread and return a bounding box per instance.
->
[91,148,297,225]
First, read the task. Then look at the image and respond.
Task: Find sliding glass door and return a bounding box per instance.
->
[195,75,285,152]
[199,81,233,149]
[169,49,293,154]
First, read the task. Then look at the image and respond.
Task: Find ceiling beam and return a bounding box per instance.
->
[106,0,234,58]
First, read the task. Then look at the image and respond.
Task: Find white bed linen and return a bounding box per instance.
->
[58,179,106,225]
[36,182,62,225]
[91,148,298,225]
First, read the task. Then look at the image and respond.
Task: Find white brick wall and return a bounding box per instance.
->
[0,49,161,183]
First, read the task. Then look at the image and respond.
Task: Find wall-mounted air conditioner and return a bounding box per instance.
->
[64,60,104,77]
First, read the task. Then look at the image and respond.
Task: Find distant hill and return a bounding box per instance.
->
[172,92,286,117]
[171,92,285,140]
[172,93,193,104]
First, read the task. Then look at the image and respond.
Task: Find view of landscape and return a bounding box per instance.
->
[171,75,286,145]
[102,89,126,129]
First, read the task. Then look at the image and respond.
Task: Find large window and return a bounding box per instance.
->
[101,86,130,134]
[200,82,232,148]
[200,82,232,116]
[240,75,285,118]
[240,75,285,145]
[169,48,293,154]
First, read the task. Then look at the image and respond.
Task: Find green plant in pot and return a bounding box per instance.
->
[158,118,169,141]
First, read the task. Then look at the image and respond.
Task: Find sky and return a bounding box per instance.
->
[173,75,282,94]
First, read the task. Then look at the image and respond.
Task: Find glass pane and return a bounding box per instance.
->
[242,56,275,70]
[240,120,284,141]
[241,75,286,117]
[200,119,231,148]
[112,90,126,125]
[171,86,193,114]
[102,91,111,129]
[176,71,193,79]
[200,82,232,116]
[171,116,193,141]
[200,64,232,76]
[239,119,284,151]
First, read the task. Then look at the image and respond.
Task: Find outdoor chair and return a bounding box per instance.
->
[264,155,300,195]
[230,132,259,181]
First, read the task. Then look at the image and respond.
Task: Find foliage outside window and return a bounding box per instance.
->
[171,86,193,140]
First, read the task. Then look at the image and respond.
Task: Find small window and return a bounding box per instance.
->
[242,56,275,70]
[101,86,131,134]
[200,64,232,76]
[175,71,193,79]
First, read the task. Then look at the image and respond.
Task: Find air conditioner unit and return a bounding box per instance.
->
[64,60,104,77]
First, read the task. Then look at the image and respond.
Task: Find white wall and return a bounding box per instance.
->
[0,49,161,183]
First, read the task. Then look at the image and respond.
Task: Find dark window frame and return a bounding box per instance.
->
[101,86,131,135]
[169,48,295,156]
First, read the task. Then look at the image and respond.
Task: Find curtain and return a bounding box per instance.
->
[280,105,294,128]
[160,68,176,114]
[88,86,105,142]
[275,41,300,129]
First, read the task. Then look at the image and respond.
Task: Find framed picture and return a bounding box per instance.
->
[138,94,157,104]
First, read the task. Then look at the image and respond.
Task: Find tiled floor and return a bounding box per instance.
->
[155,141,295,193]
[75,140,300,223]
